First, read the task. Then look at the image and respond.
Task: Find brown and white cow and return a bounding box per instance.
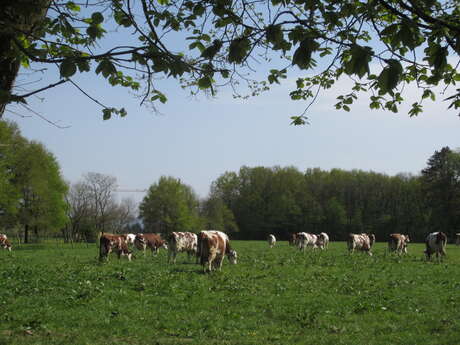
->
[197,230,237,273]
[297,232,318,251]
[348,233,375,256]
[425,232,447,261]
[267,234,276,248]
[388,233,410,254]
[99,233,133,261]
[167,232,198,263]
[0,234,12,251]
[316,232,329,250]
[134,233,168,257]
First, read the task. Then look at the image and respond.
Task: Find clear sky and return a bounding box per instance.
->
[5,55,460,205]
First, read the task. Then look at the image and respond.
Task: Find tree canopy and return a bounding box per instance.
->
[0,120,68,242]
[2,0,460,122]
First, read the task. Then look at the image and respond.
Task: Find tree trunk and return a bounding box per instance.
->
[0,0,51,117]
[24,223,29,244]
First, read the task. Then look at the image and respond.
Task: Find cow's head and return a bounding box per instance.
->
[228,250,238,264]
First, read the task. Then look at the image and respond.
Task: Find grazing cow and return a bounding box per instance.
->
[425,232,447,261]
[297,232,318,251]
[134,233,167,256]
[316,232,329,250]
[125,233,136,245]
[99,233,132,261]
[167,232,198,263]
[348,233,375,256]
[267,234,276,248]
[388,233,410,254]
[0,234,11,251]
[197,230,237,272]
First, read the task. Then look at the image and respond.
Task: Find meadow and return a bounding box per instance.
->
[0,240,459,345]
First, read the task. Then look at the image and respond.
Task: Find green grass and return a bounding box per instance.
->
[1,241,460,345]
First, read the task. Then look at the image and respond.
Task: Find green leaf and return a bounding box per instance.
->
[59,59,77,78]
[198,76,212,89]
[96,59,116,78]
[228,37,251,64]
[91,12,104,25]
[102,108,112,120]
[377,59,403,94]
[343,45,373,78]
[292,38,319,70]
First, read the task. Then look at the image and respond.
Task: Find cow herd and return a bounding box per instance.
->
[283,231,446,260]
[0,230,452,269]
[98,230,237,272]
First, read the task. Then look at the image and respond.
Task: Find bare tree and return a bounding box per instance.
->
[83,172,117,234]
[63,181,91,242]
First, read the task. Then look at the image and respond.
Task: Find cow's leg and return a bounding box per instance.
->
[216,255,224,271]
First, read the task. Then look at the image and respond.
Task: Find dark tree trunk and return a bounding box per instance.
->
[24,223,29,244]
[0,0,51,117]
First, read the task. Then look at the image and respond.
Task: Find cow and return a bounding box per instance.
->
[134,233,168,257]
[267,234,276,248]
[197,230,237,273]
[0,234,11,251]
[297,232,318,251]
[388,233,410,255]
[348,233,375,256]
[99,233,133,261]
[316,232,329,250]
[424,232,447,261]
[167,232,198,263]
[456,233,460,246]
[125,233,136,245]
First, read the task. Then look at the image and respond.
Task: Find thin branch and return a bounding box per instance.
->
[16,79,68,99]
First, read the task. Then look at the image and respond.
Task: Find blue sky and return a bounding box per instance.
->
[5,40,460,204]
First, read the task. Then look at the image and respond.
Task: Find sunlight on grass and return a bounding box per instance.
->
[0,241,459,344]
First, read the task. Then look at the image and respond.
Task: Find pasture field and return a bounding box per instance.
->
[0,241,460,345]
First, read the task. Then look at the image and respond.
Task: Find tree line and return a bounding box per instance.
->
[140,148,460,243]
[1,120,459,243]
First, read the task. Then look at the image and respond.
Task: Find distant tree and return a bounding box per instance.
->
[0,121,23,227]
[421,147,460,238]
[139,176,200,235]
[201,195,238,233]
[83,172,117,235]
[63,181,90,242]
[9,138,68,242]
[3,1,460,121]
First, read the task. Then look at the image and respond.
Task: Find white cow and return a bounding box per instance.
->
[297,232,317,251]
[425,232,447,261]
[348,233,375,256]
[316,232,329,250]
[167,231,198,263]
[267,234,276,248]
[125,233,136,245]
